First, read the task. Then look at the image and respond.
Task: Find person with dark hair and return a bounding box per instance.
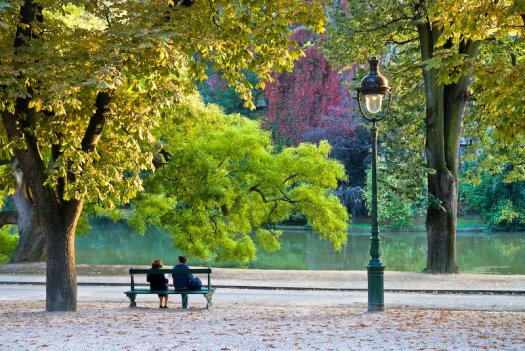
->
[147,259,169,308]
[172,255,192,309]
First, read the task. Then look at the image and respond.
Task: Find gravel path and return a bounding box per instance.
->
[1,264,524,350]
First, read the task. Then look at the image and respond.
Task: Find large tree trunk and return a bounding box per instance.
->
[418,22,480,273]
[9,161,46,263]
[426,171,458,273]
[45,200,82,312]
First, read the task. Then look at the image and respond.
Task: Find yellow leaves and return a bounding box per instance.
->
[158,46,170,62]
[27,99,43,112]
[498,199,521,221]
[1,0,340,253]
[315,19,326,34]
[429,0,522,42]
[255,81,266,90]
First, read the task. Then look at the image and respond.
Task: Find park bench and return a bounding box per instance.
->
[124,267,215,309]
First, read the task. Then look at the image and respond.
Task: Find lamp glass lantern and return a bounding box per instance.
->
[357,57,392,120]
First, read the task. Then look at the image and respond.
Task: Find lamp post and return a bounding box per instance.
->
[356,57,392,312]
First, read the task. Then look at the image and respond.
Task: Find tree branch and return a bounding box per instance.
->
[281,173,298,186]
[0,211,18,227]
[249,185,298,206]
[14,1,43,49]
[267,202,279,222]
[81,91,112,154]
[0,158,13,166]
[357,16,413,34]
[249,185,268,203]
[386,37,418,46]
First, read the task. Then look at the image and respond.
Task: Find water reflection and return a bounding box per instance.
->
[75,221,525,274]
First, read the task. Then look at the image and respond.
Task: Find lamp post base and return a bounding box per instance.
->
[367,262,385,312]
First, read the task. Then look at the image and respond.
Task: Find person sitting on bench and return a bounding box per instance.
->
[172,256,192,309]
[147,259,169,308]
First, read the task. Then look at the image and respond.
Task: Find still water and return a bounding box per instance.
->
[75,221,525,274]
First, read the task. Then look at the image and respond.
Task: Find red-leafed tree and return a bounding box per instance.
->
[264,28,356,146]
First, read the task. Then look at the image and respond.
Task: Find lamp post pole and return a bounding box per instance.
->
[367,121,384,312]
[356,57,392,312]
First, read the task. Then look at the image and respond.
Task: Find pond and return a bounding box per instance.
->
[75,221,525,274]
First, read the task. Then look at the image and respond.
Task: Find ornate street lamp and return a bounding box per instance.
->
[356,57,392,312]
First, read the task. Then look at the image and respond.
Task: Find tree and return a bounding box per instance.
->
[125,95,349,262]
[265,40,355,146]
[322,0,524,273]
[0,0,325,311]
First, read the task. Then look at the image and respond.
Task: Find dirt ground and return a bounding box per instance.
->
[1,263,524,350]
[1,299,524,351]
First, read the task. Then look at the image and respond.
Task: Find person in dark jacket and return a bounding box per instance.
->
[172,256,192,309]
[147,259,169,308]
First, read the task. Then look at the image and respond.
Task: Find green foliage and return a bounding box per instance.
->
[198,69,262,118]
[129,95,349,262]
[364,164,427,229]
[0,0,326,206]
[460,161,525,230]
[460,123,525,230]
[0,166,14,203]
[127,194,176,236]
[424,51,475,85]
[0,226,18,263]
[470,36,525,140]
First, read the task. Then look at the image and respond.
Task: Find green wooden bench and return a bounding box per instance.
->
[124,268,215,309]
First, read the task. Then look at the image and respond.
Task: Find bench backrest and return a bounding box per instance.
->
[129,268,212,274]
[128,267,212,290]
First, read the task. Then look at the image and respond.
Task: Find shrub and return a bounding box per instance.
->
[0,226,18,263]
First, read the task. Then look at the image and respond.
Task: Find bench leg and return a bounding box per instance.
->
[126,293,137,307]
[204,291,214,309]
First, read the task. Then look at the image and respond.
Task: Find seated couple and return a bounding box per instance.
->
[146,256,201,309]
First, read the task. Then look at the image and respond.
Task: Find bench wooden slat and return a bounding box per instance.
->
[129,268,212,274]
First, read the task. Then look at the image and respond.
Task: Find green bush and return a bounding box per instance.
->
[0,226,18,263]
[460,164,525,230]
